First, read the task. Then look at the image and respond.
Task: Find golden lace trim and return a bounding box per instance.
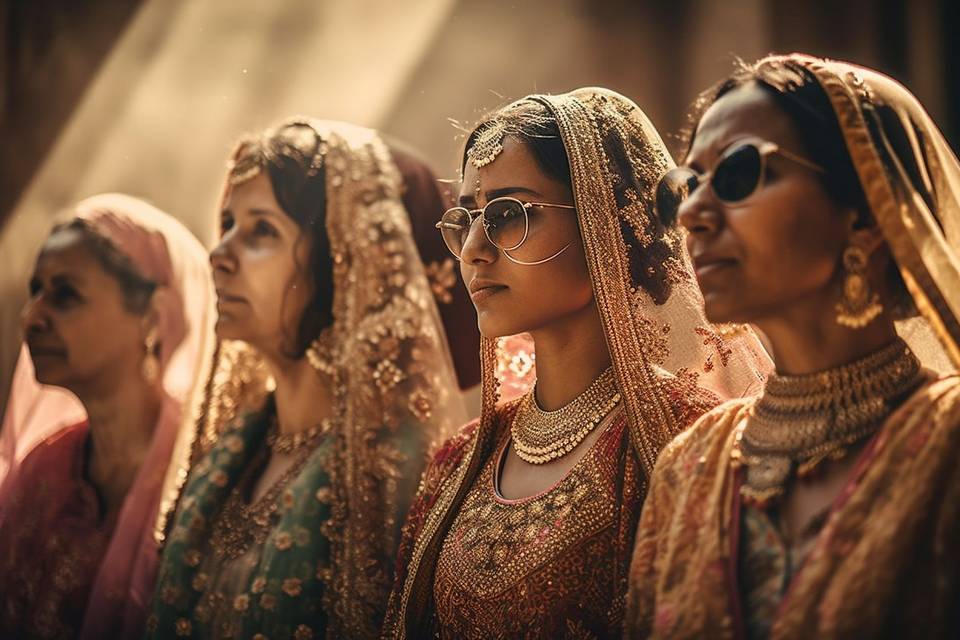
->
[208,444,315,560]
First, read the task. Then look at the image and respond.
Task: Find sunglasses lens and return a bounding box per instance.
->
[483,199,528,251]
[438,208,472,258]
[656,168,699,225]
[713,143,762,202]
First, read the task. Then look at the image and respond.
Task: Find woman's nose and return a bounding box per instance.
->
[21,295,50,334]
[459,216,497,265]
[678,186,722,237]
[209,233,238,274]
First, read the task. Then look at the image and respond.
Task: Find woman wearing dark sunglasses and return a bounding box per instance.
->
[627,54,960,638]
[382,89,770,638]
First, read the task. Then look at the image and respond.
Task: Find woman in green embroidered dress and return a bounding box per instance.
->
[146,119,465,639]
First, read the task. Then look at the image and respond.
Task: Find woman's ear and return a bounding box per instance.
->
[141,286,174,349]
[842,206,885,255]
[848,226,885,255]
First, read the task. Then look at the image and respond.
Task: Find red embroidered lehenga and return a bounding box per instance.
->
[382,88,772,639]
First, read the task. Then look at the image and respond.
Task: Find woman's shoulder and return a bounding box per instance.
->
[655,398,753,475]
[424,417,482,483]
[420,399,518,491]
[893,372,960,444]
[0,422,89,515]
[17,422,89,475]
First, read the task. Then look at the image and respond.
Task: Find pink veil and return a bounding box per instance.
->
[0,193,216,639]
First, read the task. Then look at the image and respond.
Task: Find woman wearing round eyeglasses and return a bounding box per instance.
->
[382,88,771,638]
[626,54,960,639]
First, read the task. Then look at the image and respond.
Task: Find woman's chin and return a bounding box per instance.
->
[477,314,523,341]
[702,294,752,326]
[214,316,247,341]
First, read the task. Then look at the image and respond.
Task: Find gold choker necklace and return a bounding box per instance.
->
[735,338,923,506]
[511,367,621,465]
[265,416,333,455]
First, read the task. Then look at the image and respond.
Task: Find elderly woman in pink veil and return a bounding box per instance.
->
[0,193,215,639]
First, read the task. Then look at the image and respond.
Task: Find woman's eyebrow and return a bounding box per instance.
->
[484,186,543,201]
[50,273,83,287]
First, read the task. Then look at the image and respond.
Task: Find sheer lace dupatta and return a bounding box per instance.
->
[0,194,216,640]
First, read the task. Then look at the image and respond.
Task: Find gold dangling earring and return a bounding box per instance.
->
[142,328,160,383]
[305,329,336,377]
[835,245,883,328]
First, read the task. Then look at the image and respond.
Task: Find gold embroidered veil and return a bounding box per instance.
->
[157,118,465,636]
[388,88,773,635]
[788,54,960,372]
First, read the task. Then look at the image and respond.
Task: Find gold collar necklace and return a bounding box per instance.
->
[735,338,923,506]
[265,415,334,455]
[511,367,621,465]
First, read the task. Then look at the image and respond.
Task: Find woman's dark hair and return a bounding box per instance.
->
[462,99,572,188]
[52,218,156,313]
[682,57,915,318]
[228,122,334,357]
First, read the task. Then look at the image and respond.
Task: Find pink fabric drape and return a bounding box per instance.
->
[0,193,215,639]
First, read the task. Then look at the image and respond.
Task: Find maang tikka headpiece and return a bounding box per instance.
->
[467,119,507,169]
[466,119,507,199]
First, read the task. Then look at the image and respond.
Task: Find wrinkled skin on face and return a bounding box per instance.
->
[22,227,153,395]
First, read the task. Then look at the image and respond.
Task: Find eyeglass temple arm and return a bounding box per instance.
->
[774,146,826,174]
[525,202,577,210]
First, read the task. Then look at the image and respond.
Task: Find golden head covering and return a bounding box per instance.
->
[770,54,960,372]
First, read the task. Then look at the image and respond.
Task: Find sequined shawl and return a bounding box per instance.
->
[626,376,960,638]
[149,120,465,639]
[626,54,960,639]
[383,88,772,638]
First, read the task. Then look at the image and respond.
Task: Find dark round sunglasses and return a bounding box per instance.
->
[655,139,825,225]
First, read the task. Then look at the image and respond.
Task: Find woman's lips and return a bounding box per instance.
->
[27,344,67,359]
[468,278,508,304]
[693,257,736,281]
[470,285,507,304]
[215,291,247,305]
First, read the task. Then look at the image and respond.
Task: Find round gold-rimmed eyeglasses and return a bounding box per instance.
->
[435,196,577,265]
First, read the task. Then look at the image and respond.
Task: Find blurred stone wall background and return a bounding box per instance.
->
[1,0,954,409]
